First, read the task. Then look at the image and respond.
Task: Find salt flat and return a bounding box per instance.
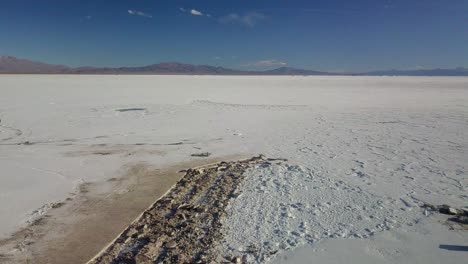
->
[0,75,467,263]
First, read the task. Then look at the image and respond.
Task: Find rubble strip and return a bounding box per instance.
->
[88,155,270,264]
[422,204,468,226]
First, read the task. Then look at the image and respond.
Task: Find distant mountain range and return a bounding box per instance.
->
[363,68,468,76]
[1,56,467,76]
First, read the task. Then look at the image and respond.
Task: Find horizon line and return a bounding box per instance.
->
[1,55,467,75]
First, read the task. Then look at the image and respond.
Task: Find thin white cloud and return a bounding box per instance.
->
[128,9,152,18]
[244,59,287,68]
[180,7,209,17]
[219,12,266,27]
[190,9,203,16]
[256,60,287,67]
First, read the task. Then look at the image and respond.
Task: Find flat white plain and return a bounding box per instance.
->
[0,75,467,263]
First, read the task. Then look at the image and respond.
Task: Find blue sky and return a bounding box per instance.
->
[1,0,467,71]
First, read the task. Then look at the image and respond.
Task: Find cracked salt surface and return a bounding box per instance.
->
[218,162,426,263]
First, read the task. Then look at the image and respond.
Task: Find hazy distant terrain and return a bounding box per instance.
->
[1,56,467,76]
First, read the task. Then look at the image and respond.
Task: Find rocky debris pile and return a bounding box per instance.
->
[88,155,268,264]
[423,204,468,225]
